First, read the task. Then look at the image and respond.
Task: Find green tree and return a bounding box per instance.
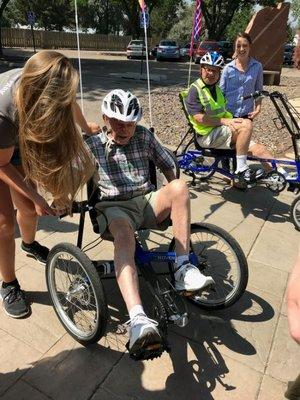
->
[291,0,300,26]
[4,0,73,31]
[0,0,11,56]
[149,0,185,39]
[286,23,296,43]
[75,0,124,34]
[225,5,254,41]
[168,5,195,44]
[201,0,282,40]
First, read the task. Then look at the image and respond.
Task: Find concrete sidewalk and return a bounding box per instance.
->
[0,172,299,400]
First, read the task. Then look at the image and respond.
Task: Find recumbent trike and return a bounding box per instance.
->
[175,90,300,231]
[45,153,248,361]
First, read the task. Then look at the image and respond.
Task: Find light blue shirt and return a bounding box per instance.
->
[220,58,263,117]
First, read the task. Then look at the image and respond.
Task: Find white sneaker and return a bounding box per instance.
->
[126,314,162,352]
[174,262,214,292]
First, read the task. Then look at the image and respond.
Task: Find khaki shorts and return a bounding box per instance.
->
[95,191,170,234]
[196,126,232,150]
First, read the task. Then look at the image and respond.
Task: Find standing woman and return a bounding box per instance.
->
[220,32,263,120]
[0,51,96,318]
[220,32,276,163]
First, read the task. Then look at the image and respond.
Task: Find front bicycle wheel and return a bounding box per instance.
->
[46,243,108,345]
[182,141,216,181]
[291,195,300,231]
[168,223,248,309]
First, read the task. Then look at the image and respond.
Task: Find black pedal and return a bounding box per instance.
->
[126,336,170,361]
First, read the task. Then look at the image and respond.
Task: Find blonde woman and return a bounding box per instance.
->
[0,50,97,318]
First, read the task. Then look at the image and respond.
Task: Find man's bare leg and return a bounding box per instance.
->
[109,219,141,311]
[108,218,162,351]
[230,119,252,168]
[152,179,190,256]
[248,143,273,171]
[153,179,214,291]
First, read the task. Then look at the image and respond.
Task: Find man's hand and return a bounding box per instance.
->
[287,253,300,344]
[222,118,243,133]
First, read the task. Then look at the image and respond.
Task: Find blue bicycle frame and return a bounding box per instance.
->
[135,239,198,267]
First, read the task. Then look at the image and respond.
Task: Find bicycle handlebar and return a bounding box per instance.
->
[241,90,270,101]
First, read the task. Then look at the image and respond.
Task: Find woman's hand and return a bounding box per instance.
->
[33,194,56,216]
[86,122,101,135]
[248,109,260,120]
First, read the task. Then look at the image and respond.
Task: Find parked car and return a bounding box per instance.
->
[126,39,146,59]
[283,43,295,65]
[156,40,181,61]
[194,40,221,64]
[218,40,234,60]
[180,43,198,60]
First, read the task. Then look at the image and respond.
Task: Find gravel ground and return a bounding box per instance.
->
[140,74,300,156]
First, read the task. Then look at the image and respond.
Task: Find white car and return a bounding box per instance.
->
[126,40,146,59]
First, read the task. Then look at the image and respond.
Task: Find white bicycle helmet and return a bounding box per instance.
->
[101,89,142,122]
[200,51,224,68]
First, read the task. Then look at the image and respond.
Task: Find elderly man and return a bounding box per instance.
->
[85,89,214,356]
[185,51,270,183]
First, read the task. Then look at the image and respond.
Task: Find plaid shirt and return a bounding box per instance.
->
[85,125,174,200]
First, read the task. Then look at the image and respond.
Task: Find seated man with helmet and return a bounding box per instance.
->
[84,89,214,355]
[185,51,264,183]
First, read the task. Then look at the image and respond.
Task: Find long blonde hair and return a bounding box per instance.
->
[15,50,95,209]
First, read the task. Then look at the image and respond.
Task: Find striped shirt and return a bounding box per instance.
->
[220,58,263,117]
[85,125,174,200]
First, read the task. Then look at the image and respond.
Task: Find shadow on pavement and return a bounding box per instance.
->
[22,273,274,400]
[14,215,79,239]
[189,178,291,224]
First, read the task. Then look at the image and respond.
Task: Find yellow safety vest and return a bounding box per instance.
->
[185,78,232,136]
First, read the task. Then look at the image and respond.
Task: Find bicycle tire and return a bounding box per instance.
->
[46,242,108,345]
[290,194,300,231]
[168,223,248,309]
[182,140,216,181]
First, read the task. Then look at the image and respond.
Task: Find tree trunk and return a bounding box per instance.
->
[0,0,11,57]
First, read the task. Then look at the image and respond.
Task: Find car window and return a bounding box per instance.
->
[201,42,218,50]
[210,43,220,50]
[130,40,145,46]
[160,41,177,47]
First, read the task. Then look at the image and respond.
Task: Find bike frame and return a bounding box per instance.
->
[134,236,198,266]
[75,202,198,268]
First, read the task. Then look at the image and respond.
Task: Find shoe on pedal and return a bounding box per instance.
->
[21,241,49,265]
[0,281,30,318]
[234,167,264,184]
[174,261,214,292]
[126,314,162,354]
